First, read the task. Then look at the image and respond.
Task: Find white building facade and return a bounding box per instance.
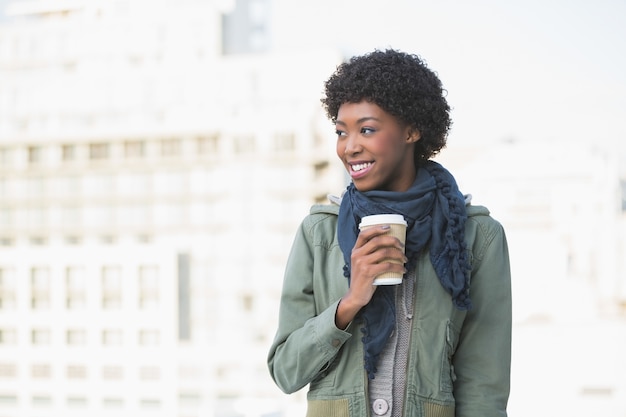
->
[2,1,626,416]
[0,1,343,416]
[436,138,626,321]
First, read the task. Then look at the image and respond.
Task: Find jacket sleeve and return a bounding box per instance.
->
[267,215,352,394]
[453,218,512,417]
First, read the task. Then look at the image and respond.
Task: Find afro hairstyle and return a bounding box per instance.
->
[321,49,452,162]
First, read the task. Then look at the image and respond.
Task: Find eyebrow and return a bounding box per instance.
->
[335,116,381,126]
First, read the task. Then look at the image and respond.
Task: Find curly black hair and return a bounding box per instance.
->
[321,49,451,162]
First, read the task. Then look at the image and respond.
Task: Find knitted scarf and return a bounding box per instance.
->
[337,160,472,379]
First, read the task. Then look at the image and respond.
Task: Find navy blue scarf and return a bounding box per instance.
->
[337,161,471,379]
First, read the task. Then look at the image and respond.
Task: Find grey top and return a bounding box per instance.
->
[368,269,416,417]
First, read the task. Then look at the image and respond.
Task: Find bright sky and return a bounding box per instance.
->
[1,0,624,148]
[271,0,626,148]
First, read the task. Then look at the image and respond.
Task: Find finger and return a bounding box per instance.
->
[357,235,406,257]
[355,225,392,245]
[355,262,406,287]
[351,247,407,278]
[371,246,407,265]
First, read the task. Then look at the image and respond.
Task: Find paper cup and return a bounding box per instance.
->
[359,214,407,285]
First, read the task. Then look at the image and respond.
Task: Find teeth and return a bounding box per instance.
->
[351,162,372,172]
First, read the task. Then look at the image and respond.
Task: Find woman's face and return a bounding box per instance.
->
[335,101,419,193]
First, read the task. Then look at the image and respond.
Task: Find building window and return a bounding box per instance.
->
[84,173,115,195]
[101,266,122,309]
[140,399,161,409]
[66,365,87,379]
[26,176,45,197]
[120,172,151,195]
[58,174,81,195]
[124,140,145,158]
[0,363,16,378]
[102,329,123,346]
[84,204,115,227]
[102,366,123,380]
[0,208,13,229]
[273,132,296,152]
[241,293,254,312]
[66,266,86,309]
[179,391,202,407]
[621,180,626,212]
[99,235,116,245]
[102,398,124,408]
[178,365,202,380]
[178,253,191,341]
[233,134,255,154]
[31,329,51,345]
[197,134,219,155]
[31,364,51,379]
[30,267,50,309]
[89,143,109,160]
[153,202,184,226]
[25,206,45,229]
[0,395,17,405]
[154,171,186,194]
[139,366,160,381]
[118,203,150,226]
[313,160,329,179]
[61,205,81,227]
[32,396,52,406]
[64,236,82,245]
[138,266,159,309]
[61,144,76,162]
[28,146,42,165]
[139,330,159,346]
[29,236,47,246]
[67,397,88,408]
[160,138,181,157]
[66,329,86,346]
[137,234,152,244]
[0,268,16,310]
[0,147,14,168]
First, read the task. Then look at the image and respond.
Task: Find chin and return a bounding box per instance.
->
[352,182,375,192]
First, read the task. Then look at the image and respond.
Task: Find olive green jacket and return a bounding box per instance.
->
[268,202,511,417]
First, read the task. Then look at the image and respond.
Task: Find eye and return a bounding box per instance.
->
[361,127,376,135]
[335,129,346,137]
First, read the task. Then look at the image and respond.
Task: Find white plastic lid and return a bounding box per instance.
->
[359,214,407,228]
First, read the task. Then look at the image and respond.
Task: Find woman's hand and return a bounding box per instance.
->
[335,225,407,329]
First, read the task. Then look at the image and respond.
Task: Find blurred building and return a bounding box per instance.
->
[2,0,626,417]
[437,138,626,321]
[0,1,343,416]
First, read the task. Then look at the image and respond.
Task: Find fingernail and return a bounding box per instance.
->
[381,225,391,230]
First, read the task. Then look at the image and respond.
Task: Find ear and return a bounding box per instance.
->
[406,128,421,143]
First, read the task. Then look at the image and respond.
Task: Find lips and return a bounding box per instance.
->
[349,161,373,179]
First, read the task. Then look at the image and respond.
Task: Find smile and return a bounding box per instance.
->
[349,161,374,179]
[351,162,373,172]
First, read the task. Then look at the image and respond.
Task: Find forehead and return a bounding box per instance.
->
[336,101,390,122]
[336,101,406,130]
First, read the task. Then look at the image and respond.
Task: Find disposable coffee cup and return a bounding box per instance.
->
[359,214,407,285]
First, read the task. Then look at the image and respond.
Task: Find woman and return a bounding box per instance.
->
[268,49,511,417]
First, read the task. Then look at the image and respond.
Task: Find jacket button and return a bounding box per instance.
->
[372,398,389,415]
[331,339,341,347]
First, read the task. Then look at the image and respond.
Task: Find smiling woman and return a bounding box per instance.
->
[268,49,512,417]
[334,101,419,193]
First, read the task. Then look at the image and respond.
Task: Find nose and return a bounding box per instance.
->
[343,133,362,156]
